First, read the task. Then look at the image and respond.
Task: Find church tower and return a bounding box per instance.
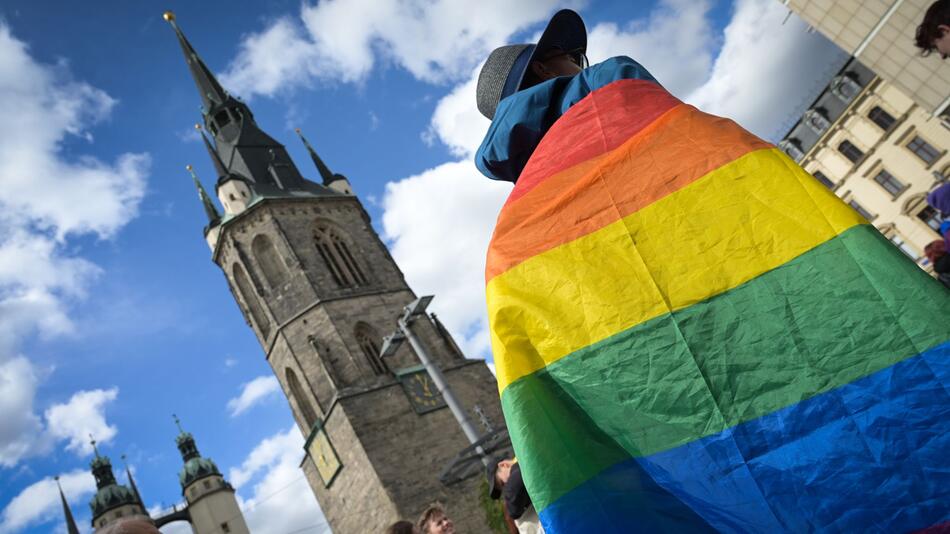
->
[87,441,150,531]
[174,418,249,534]
[165,12,506,533]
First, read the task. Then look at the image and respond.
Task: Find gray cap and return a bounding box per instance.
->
[475,9,587,120]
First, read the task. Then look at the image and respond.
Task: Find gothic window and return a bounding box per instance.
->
[830,73,861,102]
[813,170,835,189]
[804,108,830,134]
[906,136,941,165]
[252,234,289,290]
[837,140,864,164]
[314,225,369,288]
[355,323,388,375]
[868,106,896,131]
[286,368,318,431]
[872,169,905,198]
[232,263,270,339]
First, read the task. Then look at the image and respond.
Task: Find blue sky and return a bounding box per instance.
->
[0,1,845,532]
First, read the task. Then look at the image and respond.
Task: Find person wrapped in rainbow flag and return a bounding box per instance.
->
[475,9,950,533]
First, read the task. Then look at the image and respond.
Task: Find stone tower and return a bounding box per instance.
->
[165,12,507,534]
[174,418,249,534]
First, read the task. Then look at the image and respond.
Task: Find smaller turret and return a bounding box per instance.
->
[172,416,249,534]
[187,164,223,250]
[296,128,353,195]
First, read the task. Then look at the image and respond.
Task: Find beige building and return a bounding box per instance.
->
[784,0,950,116]
[780,57,949,270]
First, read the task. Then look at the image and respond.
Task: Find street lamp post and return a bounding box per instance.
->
[381,296,489,466]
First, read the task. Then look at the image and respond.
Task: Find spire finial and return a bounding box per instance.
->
[162,11,175,22]
[164,11,229,113]
[89,434,100,458]
[295,128,337,185]
[173,414,184,433]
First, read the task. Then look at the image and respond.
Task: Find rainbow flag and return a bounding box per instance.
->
[481,59,950,532]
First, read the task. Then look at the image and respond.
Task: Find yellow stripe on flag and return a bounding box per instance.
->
[488,148,865,393]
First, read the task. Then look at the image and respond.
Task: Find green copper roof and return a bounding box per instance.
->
[89,484,139,518]
[179,456,221,488]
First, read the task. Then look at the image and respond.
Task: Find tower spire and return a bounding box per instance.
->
[186,165,221,224]
[295,128,336,185]
[121,455,144,506]
[163,11,228,113]
[197,124,228,178]
[55,476,80,534]
[89,434,100,458]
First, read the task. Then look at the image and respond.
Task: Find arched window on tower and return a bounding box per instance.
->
[314,225,369,288]
[286,367,318,431]
[252,234,289,290]
[232,263,270,339]
[355,323,387,375]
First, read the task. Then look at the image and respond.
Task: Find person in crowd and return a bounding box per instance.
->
[476,6,949,533]
[488,458,543,534]
[924,240,950,288]
[417,502,455,534]
[386,519,419,534]
[915,0,950,57]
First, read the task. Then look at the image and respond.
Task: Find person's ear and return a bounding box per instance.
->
[940,24,950,37]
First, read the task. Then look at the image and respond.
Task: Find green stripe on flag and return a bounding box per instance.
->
[503,224,950,513]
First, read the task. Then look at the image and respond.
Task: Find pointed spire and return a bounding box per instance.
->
[163,11,229,113]
[295,128,337,185]
[173,414,184,434]
[89,434,100,458]
[186,165,221,223]
[55,476,80,534]
[122,455,144,506]
[197,124,228,178]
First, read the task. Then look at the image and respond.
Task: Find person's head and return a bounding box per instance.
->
[386,519,419,534]
[486,457,516,499]
[915,0,950,58]
[925,239,947,263]
[417,503,455,534]
[97,518,161,534]
[476,9,587,119]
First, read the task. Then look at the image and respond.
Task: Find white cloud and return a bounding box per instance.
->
[685,0,846,140]
[219,0,579,97]
[227,376,280,417]
[0,22,148,467]
[0,357,44,467]
[44,388,119,456]
[229,427,329,534]
[0,469,95,534]
[587,0,715,98]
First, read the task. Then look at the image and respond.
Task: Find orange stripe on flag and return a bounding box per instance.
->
[486,104,771,282]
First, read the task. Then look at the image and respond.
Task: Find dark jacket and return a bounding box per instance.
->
[503,463,533,520]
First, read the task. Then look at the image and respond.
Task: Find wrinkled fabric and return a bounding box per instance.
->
[480,58,950,533]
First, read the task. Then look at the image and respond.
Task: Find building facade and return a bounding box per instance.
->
[164,12,507,534]
[58,426,247,533]
[780,57,949,269]
[784,0,950,116]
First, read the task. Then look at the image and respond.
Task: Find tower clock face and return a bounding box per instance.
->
[307,428,341,487]
[398,369,447,414]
